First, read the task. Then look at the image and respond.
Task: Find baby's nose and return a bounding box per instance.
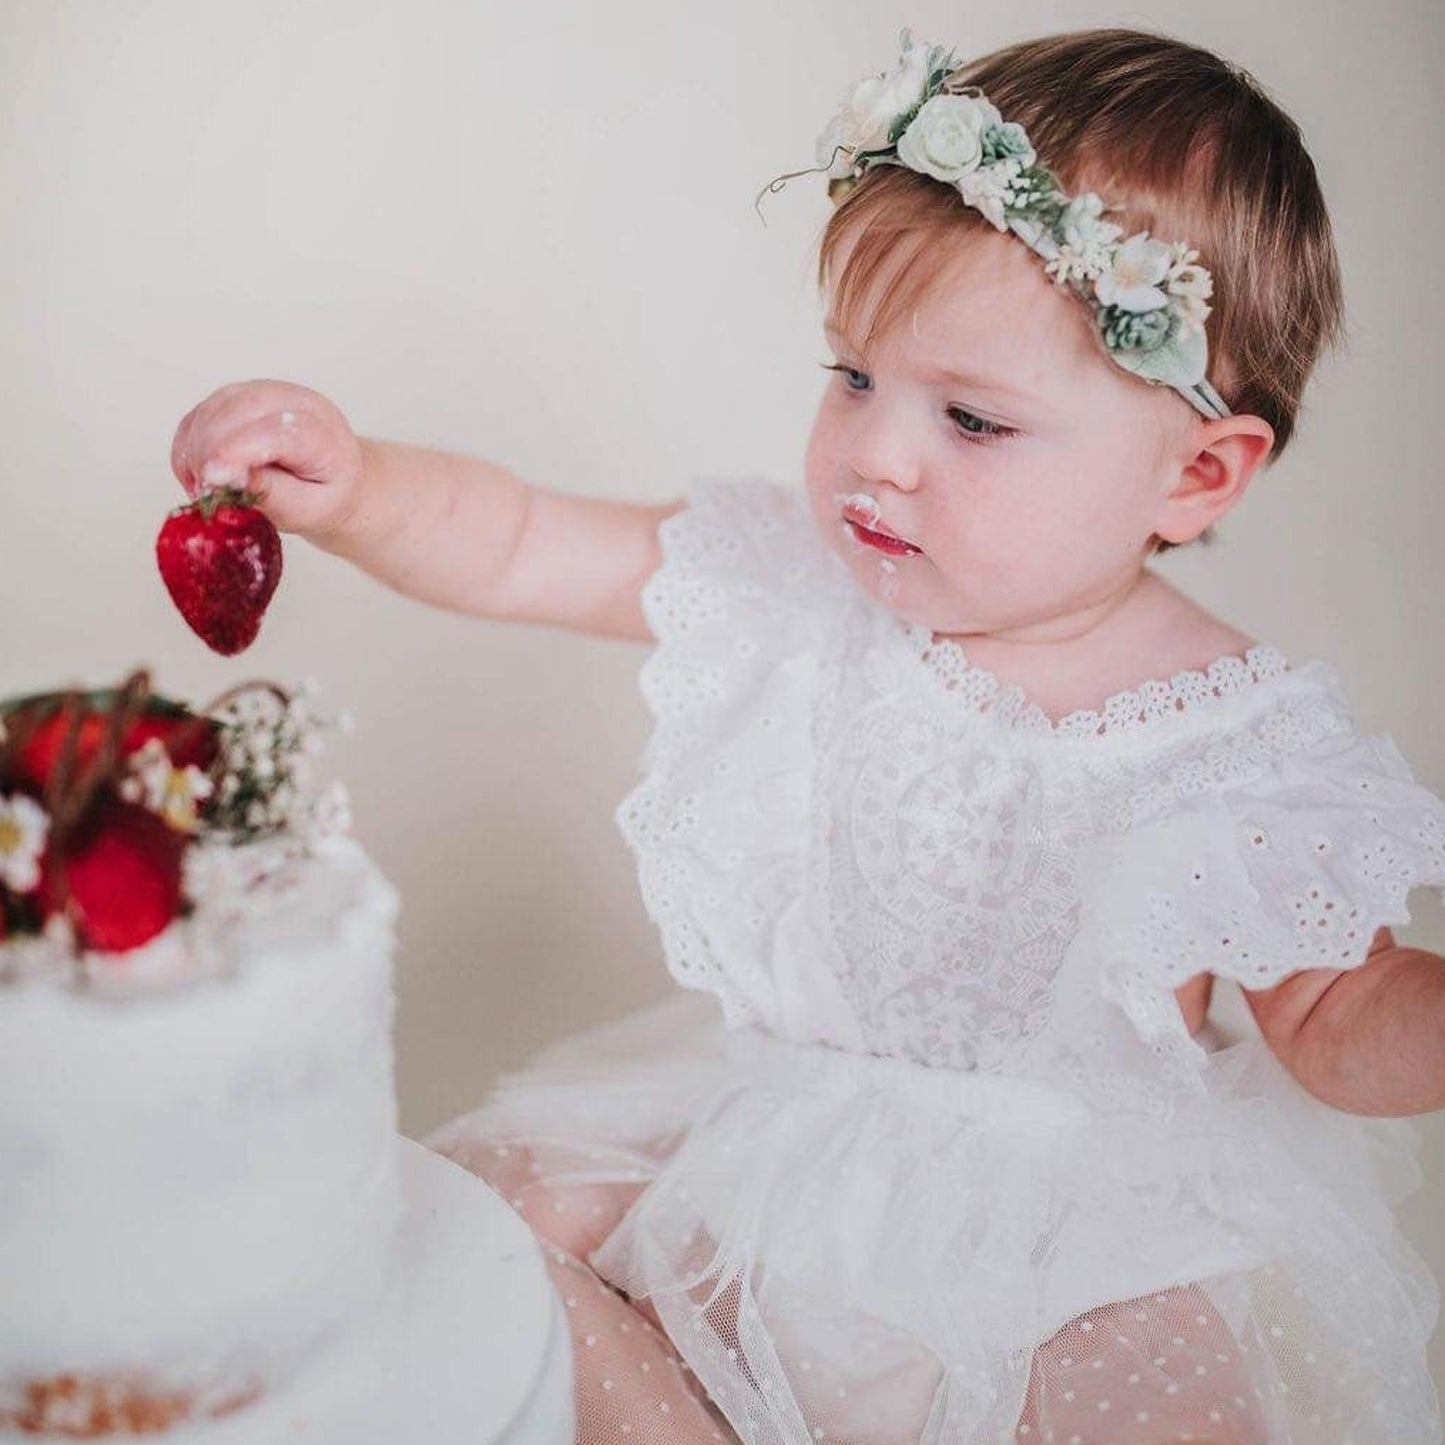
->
[846,417,921,493]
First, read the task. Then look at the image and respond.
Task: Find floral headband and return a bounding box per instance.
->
[760,29,1230,421]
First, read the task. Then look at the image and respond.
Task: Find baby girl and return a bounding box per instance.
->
[172,25,1445,1445]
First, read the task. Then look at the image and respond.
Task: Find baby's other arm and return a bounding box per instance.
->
[172,381,682,642]
[1242,925,1445,1116]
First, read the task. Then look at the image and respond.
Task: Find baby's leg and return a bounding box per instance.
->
[437,1133,641,1259]
[432,1133,670,1332]
[435,1132,709,1375]
[437,1133,937,1441]
[545,1244,742,1444]
[1014,1280,1269,1445]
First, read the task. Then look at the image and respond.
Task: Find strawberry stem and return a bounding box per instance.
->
[182,484,262,522]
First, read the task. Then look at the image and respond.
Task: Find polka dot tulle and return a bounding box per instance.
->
[429,477,1445,1442]
[430,992,1440,1444]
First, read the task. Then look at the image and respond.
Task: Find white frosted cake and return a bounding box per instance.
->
[0,672,400,1436]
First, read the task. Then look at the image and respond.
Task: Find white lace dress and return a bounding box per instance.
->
[429,476,1445,1445]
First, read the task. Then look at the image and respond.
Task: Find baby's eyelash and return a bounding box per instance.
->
[820,361,870,390]
[946,406,1014,443]
[818,362,1017,446]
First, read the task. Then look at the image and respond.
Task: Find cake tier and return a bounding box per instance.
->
[0,834,400,1420]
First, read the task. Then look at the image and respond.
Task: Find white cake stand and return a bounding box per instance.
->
[97,1136,574,1445]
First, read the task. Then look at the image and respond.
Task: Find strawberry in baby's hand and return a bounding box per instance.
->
[156,486,283,655]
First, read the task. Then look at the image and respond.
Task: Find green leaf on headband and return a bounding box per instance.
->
[1008,166,1065,221]
[887,106,922,146]
[1107,315,1209,389]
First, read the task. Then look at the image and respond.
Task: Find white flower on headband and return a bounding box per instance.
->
[1164,243,1214,337]
[816,31,936,178]
[958,158,1022,231]
[1044,194,1125,284]
[1094,233,1176,314]
[896,94,998,182]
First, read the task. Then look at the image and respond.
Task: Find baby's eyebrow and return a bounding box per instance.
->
[823,319,1043,411]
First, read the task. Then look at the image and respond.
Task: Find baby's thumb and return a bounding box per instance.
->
[227,463,343,539]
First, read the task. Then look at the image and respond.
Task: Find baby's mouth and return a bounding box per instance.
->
[835,493,923,556]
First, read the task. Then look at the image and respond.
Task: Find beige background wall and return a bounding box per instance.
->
[3,0,1442,1387]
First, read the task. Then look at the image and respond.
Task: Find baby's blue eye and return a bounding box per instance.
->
[819,362,1016,446]
[947,406,1009,440]
[820,362,870,391]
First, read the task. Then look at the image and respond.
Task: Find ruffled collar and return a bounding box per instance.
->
[896,619,1296,741]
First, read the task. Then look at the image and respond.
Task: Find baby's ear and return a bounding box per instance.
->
[1155,412,1275,546]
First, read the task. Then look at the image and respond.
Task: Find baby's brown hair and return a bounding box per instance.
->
[816,28,1346,554]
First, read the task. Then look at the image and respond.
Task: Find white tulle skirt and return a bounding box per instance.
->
[427,990,1441,1445]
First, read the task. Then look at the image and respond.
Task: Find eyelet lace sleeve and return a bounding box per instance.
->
[1082,726,1445,1000]
[613,476,845,1028]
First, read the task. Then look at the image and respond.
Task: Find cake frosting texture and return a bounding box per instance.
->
[0,833,401,1422]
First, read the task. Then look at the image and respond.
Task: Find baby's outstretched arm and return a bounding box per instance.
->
[171,380,682,642]
[1244,926,1445,1116]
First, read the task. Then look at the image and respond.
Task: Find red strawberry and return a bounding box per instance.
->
[3,695,220,798]
[156,487,283,655]
[36,797,185,953]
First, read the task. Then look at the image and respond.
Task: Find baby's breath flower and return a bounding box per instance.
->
[205,682,352,844]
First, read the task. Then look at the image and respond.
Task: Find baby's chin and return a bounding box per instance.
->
[833,523,930,613]
[834,537,992,637]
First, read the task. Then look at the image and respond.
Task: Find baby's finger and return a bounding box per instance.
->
[244,465,348,536]
[172,381,341,495]
[170,406,206,497]
[197,409,345,495]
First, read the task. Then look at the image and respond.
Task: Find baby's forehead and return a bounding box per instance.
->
[827,227,1096,376]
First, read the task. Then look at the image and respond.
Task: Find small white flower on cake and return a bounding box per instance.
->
[0,793,49,893]
[1094,232,1175,313]
[119,738,215,834]
[311,781,353,839]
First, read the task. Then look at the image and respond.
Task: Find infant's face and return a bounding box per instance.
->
[803,222,1195,646]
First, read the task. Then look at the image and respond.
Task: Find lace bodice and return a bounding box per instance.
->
[614,477,1445,1083]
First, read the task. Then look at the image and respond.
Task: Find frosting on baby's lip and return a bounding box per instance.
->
[833,491,920,550]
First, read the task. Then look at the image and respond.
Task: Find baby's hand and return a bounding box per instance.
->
[170,380,366,543]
